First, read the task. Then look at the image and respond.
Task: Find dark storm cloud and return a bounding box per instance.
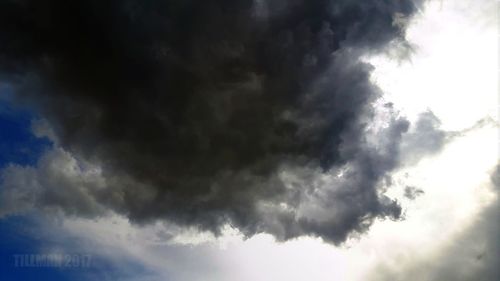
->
[0,0,423,243]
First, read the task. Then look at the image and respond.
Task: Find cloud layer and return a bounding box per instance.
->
[0,0,424,243]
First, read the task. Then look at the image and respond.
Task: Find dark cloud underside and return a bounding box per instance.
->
[0,0,423,243]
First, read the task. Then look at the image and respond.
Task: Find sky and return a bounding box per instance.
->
[0,0,497,280]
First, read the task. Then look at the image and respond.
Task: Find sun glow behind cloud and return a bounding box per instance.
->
[369,0,497,131]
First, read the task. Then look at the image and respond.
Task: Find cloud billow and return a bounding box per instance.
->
[0,0,423,244]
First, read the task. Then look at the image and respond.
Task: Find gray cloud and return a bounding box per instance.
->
[401,111,446,160]
[0,149,107,218]
[403,186,424,200]
[400,111,496,166]
[0,0,426,243]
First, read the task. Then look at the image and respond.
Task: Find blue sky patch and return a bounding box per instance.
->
[0,86,52,168]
